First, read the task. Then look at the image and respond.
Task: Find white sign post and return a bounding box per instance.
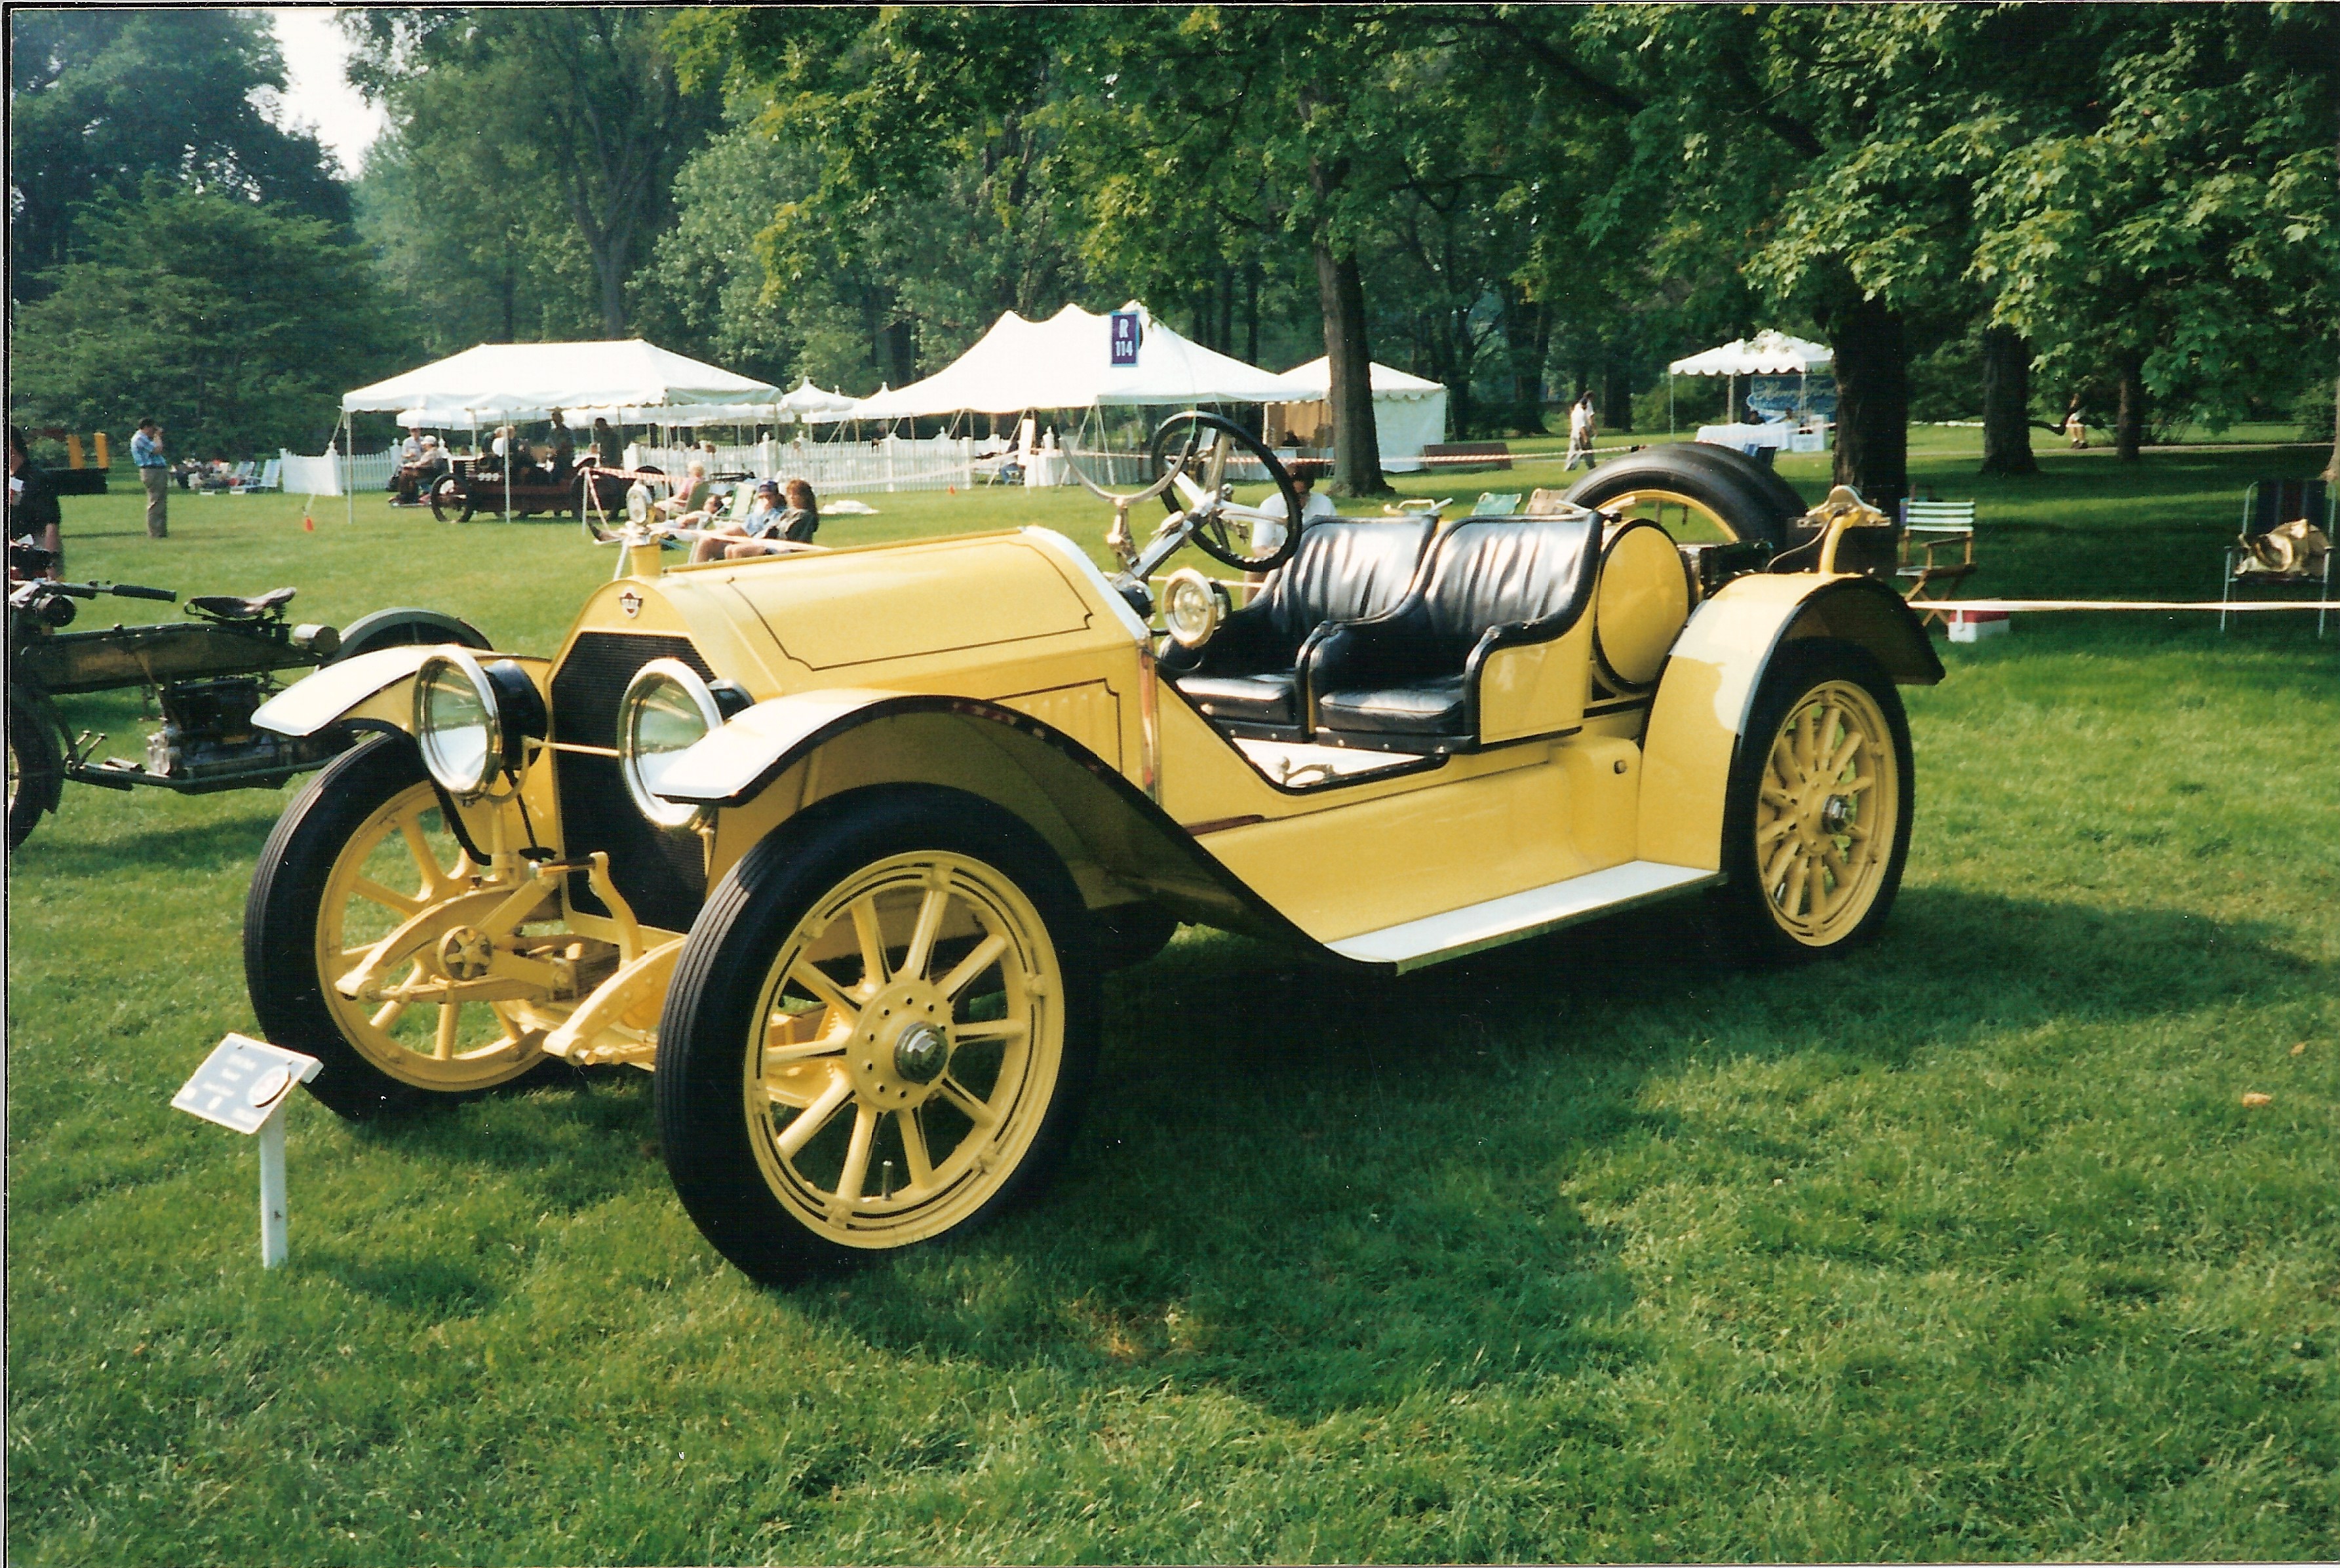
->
[172,1034,324,1268]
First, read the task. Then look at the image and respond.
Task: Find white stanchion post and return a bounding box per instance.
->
[172,1034,324,1270]
[258,1103,290,1266]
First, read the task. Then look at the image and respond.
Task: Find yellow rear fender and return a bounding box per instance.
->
[1640,574,1941,870]
[669,691,1325,949]
[252,646,549,739]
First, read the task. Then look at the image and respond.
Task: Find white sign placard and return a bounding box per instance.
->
[172,1033,321,1134]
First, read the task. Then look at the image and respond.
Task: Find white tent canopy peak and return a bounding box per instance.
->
[345,340,783,423]
[1668,330,1833,377]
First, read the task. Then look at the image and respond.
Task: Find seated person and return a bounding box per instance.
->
[691,478,821,562]
[1247,461,1338,579]
[688,480,782,562]
[655,460,712,522]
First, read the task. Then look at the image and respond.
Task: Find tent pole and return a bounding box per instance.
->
[340,412,353,528]
[1668,376,1675,437]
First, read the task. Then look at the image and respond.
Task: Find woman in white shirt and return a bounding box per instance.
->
[1249,466,1338,580]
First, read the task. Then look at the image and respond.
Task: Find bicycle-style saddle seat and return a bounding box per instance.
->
[185,587,297,621]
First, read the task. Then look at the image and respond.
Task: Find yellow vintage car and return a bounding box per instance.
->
[244,416,1939,1285]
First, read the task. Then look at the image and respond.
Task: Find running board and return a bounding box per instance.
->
[1327,861,1720,973]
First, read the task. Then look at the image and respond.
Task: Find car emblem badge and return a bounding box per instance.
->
[618,588,642,618]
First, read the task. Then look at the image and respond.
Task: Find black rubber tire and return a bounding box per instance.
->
[330,608,493,662]
[1561,443,1805,550]
[7,690,64,851]
[1094,901,1180,971]
[656,784,1100,1287]
[244,733,551,1118]
[1710,638,1915,965]
[429,477,473,524]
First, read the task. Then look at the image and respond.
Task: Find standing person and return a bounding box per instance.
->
[10,426,65,574]
[547,410,575,487]
[1565,394,1597,471]
[591,417,622,470]
[130,418,168,538]
[2064,399,2089,449]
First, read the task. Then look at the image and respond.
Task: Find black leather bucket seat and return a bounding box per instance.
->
[1165,518,1434,737]
[1306,514,1602,752]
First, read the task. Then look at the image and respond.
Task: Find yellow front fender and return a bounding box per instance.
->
[1639,573,1941,871]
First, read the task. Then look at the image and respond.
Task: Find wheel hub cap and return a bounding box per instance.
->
[436,926,493,981]
[846,980,952,1107]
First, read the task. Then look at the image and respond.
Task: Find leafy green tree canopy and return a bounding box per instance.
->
[8,9,349,302]
[10,182,403,457]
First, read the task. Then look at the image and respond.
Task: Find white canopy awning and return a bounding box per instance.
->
[1667,330,1833,377]
[1272,356,1447,401]
[778,377,858,420]
[849,302,1300,419]
[349,340,782,424]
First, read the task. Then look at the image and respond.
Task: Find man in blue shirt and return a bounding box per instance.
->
[130,418,168,538]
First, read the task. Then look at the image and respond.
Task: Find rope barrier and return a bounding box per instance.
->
[1943,598,2337,613]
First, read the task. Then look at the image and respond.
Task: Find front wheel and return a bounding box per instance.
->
[7,689,64,850]
[429,476,473,524]
[657,785,1099,1286]
[244,734,551,1116]
[1712,639,1914,962]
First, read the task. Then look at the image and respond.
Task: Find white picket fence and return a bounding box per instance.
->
[627,435,978,495]
[279,448,398,497]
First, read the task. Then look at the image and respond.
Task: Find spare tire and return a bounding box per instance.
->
[1561,443,1808,551]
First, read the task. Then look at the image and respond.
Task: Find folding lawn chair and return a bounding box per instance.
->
[1896,497,1978,629]
[2223,479,2332,637]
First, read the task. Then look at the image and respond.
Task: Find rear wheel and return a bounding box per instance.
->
[7,690,63,850]
[657,785,1098,1286]
[1561,443,1804,549]
[245,734,551,1116]
[1712,639,1913,962]
[330,608,493,662]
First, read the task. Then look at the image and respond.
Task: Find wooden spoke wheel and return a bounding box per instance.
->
[428,475,473,524]
[658,786,1097,1285]
[7,691,62,850]
[1715,639,1913,961]
[246,735,551,1116]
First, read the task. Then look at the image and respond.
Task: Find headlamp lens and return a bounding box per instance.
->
[415,652,497,796]
[620,659,720,828]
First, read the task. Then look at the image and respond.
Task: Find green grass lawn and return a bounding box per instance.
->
[9,432,2337,1564]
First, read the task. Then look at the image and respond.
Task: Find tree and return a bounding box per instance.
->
[344,8,723,338]
[10,183,403,456]
[1972,5,2340,462]
[7,9,349,303]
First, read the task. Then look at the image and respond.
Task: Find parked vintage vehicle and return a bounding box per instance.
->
[241,420,1938,1285]
[428,456,646,524]
[5,544,489,848]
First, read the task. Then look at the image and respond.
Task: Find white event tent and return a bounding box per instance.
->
[1666,330,1833,437]
[849,302,1300,420]
[330,339,785,522]
[1266,357,1450,473]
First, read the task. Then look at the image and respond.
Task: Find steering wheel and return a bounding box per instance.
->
[1145,412,1305,574]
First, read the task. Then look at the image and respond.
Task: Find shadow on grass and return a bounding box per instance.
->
[789,886,2327,1417]
[14,806,285,878]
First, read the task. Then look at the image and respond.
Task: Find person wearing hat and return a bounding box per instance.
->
[688,479,783,562]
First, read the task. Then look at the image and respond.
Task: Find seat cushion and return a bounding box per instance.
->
[1315,674,1468,736]
[1173,671,1297,726]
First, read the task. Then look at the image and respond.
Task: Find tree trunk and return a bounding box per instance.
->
[2114,352,2147,463]
[2324,368,2339,485]
[1823,292,1909,511]
[1978,325,2038,476]
[1244,260,1260,368]
[1601,351,1633,435]
[1314,233,1388,498]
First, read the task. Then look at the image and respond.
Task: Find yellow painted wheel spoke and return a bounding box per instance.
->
[901,886,948,982]
[833,1104,878,1209]
[848,895,890,989]
[433,1003,460,1061]
[936,931,1008,1001]
[935,1073,999,1128]
[370,997,408,1032]
[776,1072,855,1160]
[950,1018,1027,1046]
[787,959,861,1023]
[352,877,425,916]
[897,1109,934,1188]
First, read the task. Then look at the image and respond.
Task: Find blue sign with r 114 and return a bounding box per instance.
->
[1110,310,1141,367]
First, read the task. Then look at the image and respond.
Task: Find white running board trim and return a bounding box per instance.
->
[1328,861,1719,973]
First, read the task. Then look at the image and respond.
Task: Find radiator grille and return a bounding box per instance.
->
[549,631,719,931]
[550,631,713,747]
